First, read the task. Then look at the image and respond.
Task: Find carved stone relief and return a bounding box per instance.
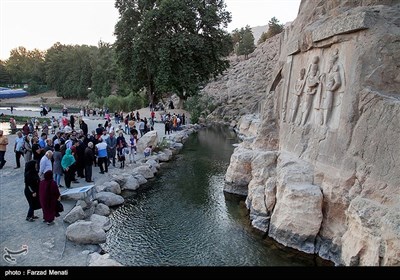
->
[289,68,306,124]
[301,56,321,126]
[287,48,345,129]
[321,49,345,127]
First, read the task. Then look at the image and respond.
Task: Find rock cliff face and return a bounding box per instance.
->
[217,0,400,266]
[202,35,281,125]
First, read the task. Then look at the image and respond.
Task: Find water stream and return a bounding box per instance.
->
[103,125,329,266]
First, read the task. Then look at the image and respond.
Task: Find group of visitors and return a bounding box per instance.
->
[162,112,185,135]
[24,160,60,225]
[3,118,144,223]
[0,105,191,227]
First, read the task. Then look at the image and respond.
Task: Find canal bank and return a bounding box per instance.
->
[0,106,192,268]
[103,125,331,266]
[0,106,331,267]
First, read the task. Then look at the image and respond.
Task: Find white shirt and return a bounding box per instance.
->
[96,142,108,158]
[39,155,52,178]
[15,136,24,152]
[64,125,72,133]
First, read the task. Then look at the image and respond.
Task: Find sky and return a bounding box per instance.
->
[0,0,301,61]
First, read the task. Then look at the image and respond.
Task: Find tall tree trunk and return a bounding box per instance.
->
[146,77,156,106]
[177,97,184,109]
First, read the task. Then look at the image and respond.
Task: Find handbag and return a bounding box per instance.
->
[56,201,64,213]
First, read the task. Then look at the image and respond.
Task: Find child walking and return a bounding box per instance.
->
[117,144,128,169]
[128,133,137,163]
[144,145,152,158]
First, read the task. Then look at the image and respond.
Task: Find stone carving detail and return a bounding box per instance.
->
[321,49,343,126]
[301,56,321,125]
[289,68,306,124]
[290,50,345,127]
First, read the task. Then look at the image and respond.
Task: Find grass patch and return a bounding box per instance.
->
[0,114,51,125]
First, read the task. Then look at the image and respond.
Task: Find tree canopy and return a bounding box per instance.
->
[231,25,255,59]
[3,47,46,85]
[45,43,95,99]
[114,0,232,105]
[90,41,117,98]
[1,0,236,112]
[0,60,11,85]
[257,17,284,45]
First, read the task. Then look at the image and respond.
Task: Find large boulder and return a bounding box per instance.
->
[136,130,158,154]
[88,252,123,266]
[341,197,400,266]
[157,149,173,162]
[122,175,140,191]
[237,114,261,139]
[95,192,124,207]
[111,174,127,187]
[269,183,323,254]
[245,151,278,231]
[90,214,112,231]
[146,159,160,170]
[66,221,106,244]
[224,146,255,196]
[103,181,121,195]
[63,206,85,224]
[94,203,111,216]
[132,165,155,179]
[134,174,148,185]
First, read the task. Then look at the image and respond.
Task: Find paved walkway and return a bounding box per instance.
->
[0,106,190,267]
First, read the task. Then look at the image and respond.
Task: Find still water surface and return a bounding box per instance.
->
[104,126,327,266]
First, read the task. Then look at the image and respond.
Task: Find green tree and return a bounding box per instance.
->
[257,17,284,45]
[44,42,67,94]
[91,41,116,98]
[0,60,11,85]
[45,43,95,99]
[26,49,46,84]
[114,0,232,107]
[257,32,269,45]
[232,25,255,59]
[4,46,46,85]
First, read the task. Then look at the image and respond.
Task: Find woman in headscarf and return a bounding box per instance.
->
[23,134,33,162]
[61,148,75,189]
[24,160,41,222]
[39,170,60,225]
[52,144,63,188]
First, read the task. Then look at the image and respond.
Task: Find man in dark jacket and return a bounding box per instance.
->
[105,132,117,167]
[79,120,89,136]
[84,142,95,182]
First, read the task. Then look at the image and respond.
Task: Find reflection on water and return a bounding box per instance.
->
[103,126,330,266]
[0,122,11,135]
[0,106,41,112]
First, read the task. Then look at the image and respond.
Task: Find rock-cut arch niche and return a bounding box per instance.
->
[268,68,283,119]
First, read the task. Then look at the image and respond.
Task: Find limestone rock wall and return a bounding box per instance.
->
[223,1,400,266]
[202,35,281,124]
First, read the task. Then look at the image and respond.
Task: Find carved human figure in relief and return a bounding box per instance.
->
[290,68,306,123]
[301,56,320,125]
[322,49,342,125]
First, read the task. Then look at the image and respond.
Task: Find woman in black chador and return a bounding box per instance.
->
[24,160,41,221]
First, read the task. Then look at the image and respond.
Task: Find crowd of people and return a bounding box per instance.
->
[0,104,190,225]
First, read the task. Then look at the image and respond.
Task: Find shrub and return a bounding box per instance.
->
[184,95,215,124]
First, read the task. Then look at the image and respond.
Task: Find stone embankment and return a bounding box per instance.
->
[0,120,201,267]
[60,125,201,265]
